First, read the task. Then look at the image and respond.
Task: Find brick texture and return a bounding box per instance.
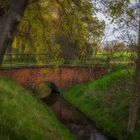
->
[0,66,108,89]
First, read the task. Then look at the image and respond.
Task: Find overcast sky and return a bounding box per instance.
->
[96,12,120,43]
[93,1,120,43]
[95,0,140,44]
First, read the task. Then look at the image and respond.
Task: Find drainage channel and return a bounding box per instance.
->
[44,96,109,140]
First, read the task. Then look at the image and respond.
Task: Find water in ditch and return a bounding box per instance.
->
[63,121,107,140]
[44,96,110,140]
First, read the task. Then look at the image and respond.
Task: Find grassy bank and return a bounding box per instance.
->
[63,68,140,140]
[0,77,75,140]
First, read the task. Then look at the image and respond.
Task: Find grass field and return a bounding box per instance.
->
[1,52,134,67]
[63,65,140,140]
[0,77,75,140]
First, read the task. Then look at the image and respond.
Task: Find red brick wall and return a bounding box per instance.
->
[0,66,108,88]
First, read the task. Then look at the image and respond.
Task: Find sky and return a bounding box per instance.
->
[96,12,120,43]
[92,0,119,43]
[95,0,139,44]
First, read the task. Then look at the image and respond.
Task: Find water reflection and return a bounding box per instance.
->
[64,122,107,140]
[48,96,108,140]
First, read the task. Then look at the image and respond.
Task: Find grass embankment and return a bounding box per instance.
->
[0,77,75,140]
[63,67,140,140]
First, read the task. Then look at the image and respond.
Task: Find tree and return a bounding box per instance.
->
[94,0,140,133]
[12,0,104,62]
[0,0,104,65]
[0,0,29,65]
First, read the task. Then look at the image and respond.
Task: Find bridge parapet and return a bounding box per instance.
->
[2,53,108,68]
[0,65,108,89]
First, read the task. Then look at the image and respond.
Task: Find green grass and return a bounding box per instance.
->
[63,68,140,140]
[2,52,134,68]
[0,77,75,140]
[96,52,135,63]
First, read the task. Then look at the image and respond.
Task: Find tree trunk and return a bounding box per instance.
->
[0,0,29,66]
[128,13,140,133]
[128,56,140,133]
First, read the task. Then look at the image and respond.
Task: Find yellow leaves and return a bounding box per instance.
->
[12,0,104,64]
[12,37,18,49]
[127,8,134,17]
[43,11,59,22]
[35,43,63,67]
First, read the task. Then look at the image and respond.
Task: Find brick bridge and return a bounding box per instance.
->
[0,65,108,89]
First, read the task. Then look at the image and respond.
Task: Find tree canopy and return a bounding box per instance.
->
[0,0,104,65]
